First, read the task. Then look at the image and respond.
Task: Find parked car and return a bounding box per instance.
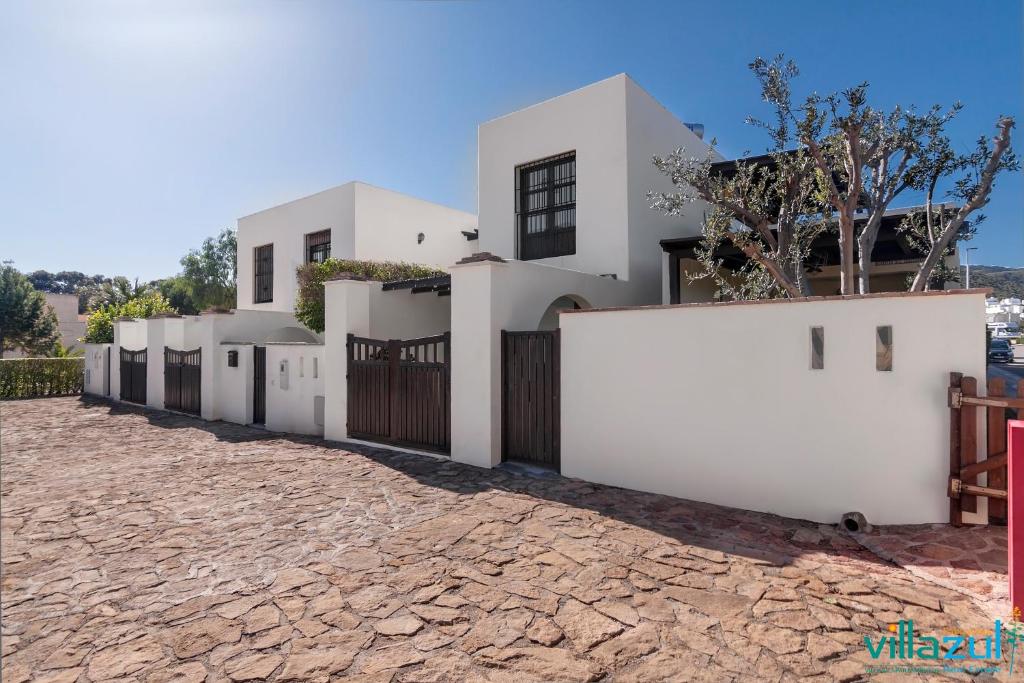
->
[988,339,1014,364]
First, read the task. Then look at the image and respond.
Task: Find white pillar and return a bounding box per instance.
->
[450,260,505,468]
[323,279,372,442]
[146,318,170,410]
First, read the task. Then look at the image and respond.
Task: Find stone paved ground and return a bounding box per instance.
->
[0,397,1015,682]
[857,524,1008,622]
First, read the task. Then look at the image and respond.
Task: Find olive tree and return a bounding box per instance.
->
[652,55,1017,298]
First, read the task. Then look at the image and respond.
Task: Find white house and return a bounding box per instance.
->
[477,73,715,304]
[236,181,477,313]
[85,73,989,526]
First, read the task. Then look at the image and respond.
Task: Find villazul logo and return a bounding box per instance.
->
[862,618,1020,676]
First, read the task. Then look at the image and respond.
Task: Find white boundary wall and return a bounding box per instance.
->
[266,343,325,436]
[449,258,642,468]
[83,343,112,397]
[558,290,988,525]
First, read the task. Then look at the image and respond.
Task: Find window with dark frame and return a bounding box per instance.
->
[305,229,331,264]
[515,152,576,260]
[254,244,273,303]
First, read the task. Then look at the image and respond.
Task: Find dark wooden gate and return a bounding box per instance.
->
[347,333,450,453]
[119,348,147,404]
[164,347,201,415]
[948,372,1023,525]
[501,330,560,470]
[253,346,266,425]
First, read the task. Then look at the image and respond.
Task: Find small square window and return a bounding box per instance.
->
[305,229,331,263]
[876,326,893,371]
[810,326,824,370]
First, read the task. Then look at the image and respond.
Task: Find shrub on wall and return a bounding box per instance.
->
[0,358,84,399]
[295,259,445,333]
[83,292,177,344]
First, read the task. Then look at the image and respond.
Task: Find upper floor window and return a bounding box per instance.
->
[305,229,331,264]
[254,244,273,303]
[516,152,576,260]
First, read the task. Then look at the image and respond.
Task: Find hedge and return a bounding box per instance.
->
[0,358,84,399]
[295,259,446,333]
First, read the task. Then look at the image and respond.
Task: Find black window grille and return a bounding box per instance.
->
[254,244,273,303]
[515,152,576,260]
[305,229,331,263]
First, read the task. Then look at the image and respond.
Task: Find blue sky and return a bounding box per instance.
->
[2,0,1021,281]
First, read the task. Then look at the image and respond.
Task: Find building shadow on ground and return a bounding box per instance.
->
[79,395,1006,582]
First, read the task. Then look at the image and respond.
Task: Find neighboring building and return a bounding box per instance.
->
[7,292,85,357]
[47,293,87,352]
[236,181,477,313]
[661,198,963,303]
[986,296,1022,336]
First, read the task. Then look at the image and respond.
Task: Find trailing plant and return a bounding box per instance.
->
[295,259,445,333]
[0,358,84,399]
[83,292,176,344]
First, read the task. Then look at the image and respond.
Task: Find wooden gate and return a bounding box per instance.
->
[253,346,266,425]
[119,348,147,404]
[347,333,450,453]
[164,347,201,415]
[948,372,1023,525]
[501,330,560,470]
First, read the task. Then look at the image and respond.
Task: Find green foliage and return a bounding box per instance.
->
[0,266,59,357]
[966,266,1024,299]
[0,358,84,399]
[86,276,152,310]
[83,292,176,344]
[295,259,445,333]
[27,270,108,312]
[178,228,237,311]
[49,342,85,358]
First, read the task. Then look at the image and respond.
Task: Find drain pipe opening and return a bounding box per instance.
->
[839,511,871,534]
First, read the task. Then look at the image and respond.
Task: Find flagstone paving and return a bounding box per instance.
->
[0,397,1015,682]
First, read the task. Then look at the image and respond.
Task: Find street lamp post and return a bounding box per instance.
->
[965,247,979,289]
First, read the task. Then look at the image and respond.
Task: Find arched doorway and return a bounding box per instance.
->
[537,294,590,331]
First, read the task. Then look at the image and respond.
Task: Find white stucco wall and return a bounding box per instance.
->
[558,290,988,525]
[237,183,356,313]
[322,279,452,442]
[625,78,718,303]
[352,183,475,268]
[449,258,640,469]
[237,181,475,313]
[83,343,112,397]
[216,343,254,426]
[477,74,714,303]
[265,343,325,436]
[478,75,630,280]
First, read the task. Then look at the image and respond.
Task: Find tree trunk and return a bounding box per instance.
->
[839,215,856,295]
[911,117,1015,291]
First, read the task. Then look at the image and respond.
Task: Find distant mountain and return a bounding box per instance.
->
[965,265,1024,299]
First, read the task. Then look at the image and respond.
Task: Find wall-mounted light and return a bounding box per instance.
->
[417,232,425,244]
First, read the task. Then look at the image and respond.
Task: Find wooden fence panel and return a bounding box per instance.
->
[949,373,1019,525]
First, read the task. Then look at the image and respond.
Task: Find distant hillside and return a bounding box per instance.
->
[965,265,1024,299]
